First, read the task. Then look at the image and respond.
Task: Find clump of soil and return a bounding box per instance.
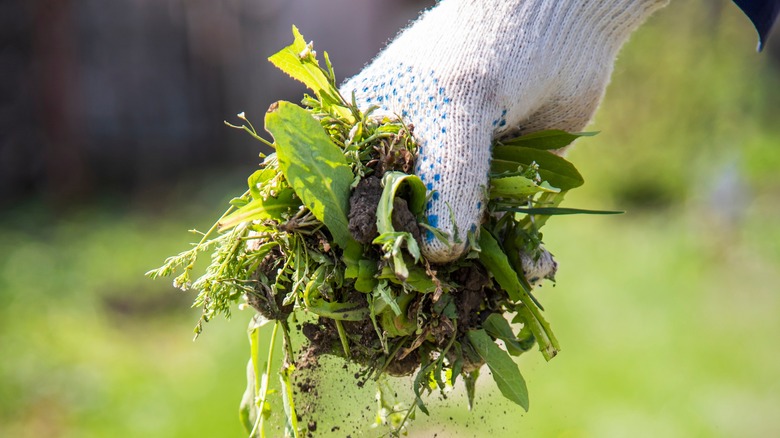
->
[348,175,422,245]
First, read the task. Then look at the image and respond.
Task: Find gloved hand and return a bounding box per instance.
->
[341,0,668,263]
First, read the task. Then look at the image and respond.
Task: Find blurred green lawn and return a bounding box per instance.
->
[2,1,780,437]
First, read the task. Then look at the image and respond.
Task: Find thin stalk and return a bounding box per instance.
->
[335,319,351,359]
[251,321,279,438]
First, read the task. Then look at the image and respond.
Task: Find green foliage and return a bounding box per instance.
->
[492,145,584,191]
[466,329,529,410]
[266,101,355,247]
[148,26,605,436]
[498,129,597,150]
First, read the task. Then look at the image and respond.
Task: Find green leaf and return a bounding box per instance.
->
[477,228,559,361]
[498,207,624,216]
[491,146,584,191]
[343,240,363,279]
[266,101,355,247]
[483,313,531,356]
[464,370,479,411]
[498,129,596,151]
[247,160,278,200]
[279,365,300,438]
[373,232,420,281]
[218,187,299,231]
[466,329,529,410]
[376,171,427,234]
[490,175,560,199]
[355,259,378,293]
[379,292,417,337]
[377,265,438,293]
[268,26,346,114]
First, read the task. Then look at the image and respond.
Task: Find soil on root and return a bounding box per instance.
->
[348,175,422,245]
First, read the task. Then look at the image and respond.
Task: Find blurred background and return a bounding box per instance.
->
[1,0,779,436]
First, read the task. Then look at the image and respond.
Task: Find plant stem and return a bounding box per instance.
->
[251,321,279,438]
[335,319,351,359]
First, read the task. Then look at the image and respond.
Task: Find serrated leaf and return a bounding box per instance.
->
[219,187,299,231]
[491,146,584,191]
[466,329,529,410]
[265,101,355,247]
[490,175,560,198]
[268,26,348,116]
[499,129,596,151]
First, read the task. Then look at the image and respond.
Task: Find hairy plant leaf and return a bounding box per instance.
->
[466,329,529,410]
[492,146,584,191]
[266,101,355,247]
[490,175,560,198]
[218,187,299,231]
[499,130,596,151]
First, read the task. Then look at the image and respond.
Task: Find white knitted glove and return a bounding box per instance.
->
[342,0,668,263]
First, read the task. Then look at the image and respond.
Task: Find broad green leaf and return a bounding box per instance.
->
[268,26,347,116]
[490,175,560,199]
[491,146,584,191]
[483,313,530,356]
[218,187,299,231]
[466,329,529,411]
[498,130,596,151]
[477,228,559,361]
[266,101,355,247]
